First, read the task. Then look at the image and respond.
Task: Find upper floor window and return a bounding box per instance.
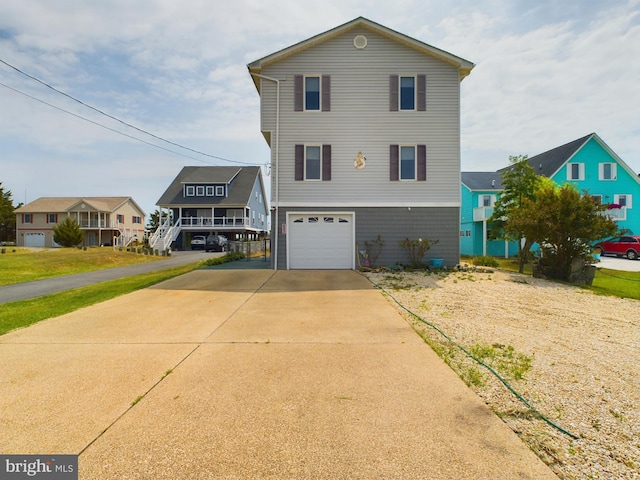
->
[295,144,332,181]
[23,213,33,224]
[47,213,57,223]
[480,195,495,207]
[390,144,426,181]
[599,162,617,180]
[186,186,195,196]
[216,186,225,196]
[390,75,426,111]
[305,76,320,110]
[567,162,584,181]
[400,146,416,180]
[305,145,322,180]
[132,216,141,224]
[206,186,215,196]
[400,76,415,110]
[117,214,124,224]
[294,75,330,111]
[196,186,205,196]
[614,194,631,208]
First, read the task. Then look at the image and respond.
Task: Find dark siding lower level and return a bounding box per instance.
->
[272,206,460,270]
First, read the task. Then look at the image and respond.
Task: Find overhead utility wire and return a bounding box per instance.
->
[1,81,210,164]
[0,58,259,167]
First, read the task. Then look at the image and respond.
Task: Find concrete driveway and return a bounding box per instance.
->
[0,270,556,479]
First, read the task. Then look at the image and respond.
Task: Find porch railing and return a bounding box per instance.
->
[473,207,494,222]
[180,216,249,227]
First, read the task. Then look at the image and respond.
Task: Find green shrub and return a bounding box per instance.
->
[203,252,245,266]
[472,255,499,268]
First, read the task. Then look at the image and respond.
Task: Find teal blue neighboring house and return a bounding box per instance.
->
[461,172,519,257]
[461,133,640,257]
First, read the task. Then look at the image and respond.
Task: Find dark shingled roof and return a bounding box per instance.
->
[461,172,504,190]
[499,133,593,178]
[156,166,262,206]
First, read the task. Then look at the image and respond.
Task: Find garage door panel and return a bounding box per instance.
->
[288,214,353,269]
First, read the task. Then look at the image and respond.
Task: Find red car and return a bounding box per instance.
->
[596,236,640,260]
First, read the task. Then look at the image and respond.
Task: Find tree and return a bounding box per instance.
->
[488,155,542,273]
[53,217,85,247]
[519,183,618,281]
[146,209,172,233]
[0,183,20,242]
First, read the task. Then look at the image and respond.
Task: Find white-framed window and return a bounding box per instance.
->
[567,163,585,181]
[480,195,495,207]
[305,145,322,180]
[400,75,416,110]
[400,145,416,180]
[196,186,205,196]
[23,213,33,224]
[216,186,225,196]
[591,194,602,205]
[599,162,617,180]
[47,213,57,223]
[186,186,195,196]
[304,75,321,111]
[614,194,632,208]
[206,186,215,196]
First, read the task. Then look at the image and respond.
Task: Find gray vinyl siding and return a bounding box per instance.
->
[259,26,461,206]
[272,206,460,269]
[247,174,268,232]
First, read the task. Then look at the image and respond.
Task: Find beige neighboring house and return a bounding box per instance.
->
[15,197,146,248]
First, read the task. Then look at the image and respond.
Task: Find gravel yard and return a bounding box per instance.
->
[364,268,639,480]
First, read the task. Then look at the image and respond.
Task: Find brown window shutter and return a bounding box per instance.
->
[389,75,399,111]
[295,144,304,180]
[294,75,303,111]
[322,144,331,181]
[417,75,426,111]
[390,145,399,181]
[417,145,427,180]
[322,75,330,111]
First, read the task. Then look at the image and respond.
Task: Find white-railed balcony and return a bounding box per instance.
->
[179,215,250,229]
[603,206,626,221]
[473,207,494,222]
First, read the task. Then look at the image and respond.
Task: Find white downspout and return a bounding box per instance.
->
[250,72,281,270]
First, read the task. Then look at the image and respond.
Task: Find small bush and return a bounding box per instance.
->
[203,252,245,266]
[399,237,439,269]
[472,255,499,268]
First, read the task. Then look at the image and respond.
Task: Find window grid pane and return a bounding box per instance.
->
[306,146,321,180]
[400,76,415,110]
[400,146,416,180]
[305,77,320,110]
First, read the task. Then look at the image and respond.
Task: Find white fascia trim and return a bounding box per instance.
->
[278,201,461,208]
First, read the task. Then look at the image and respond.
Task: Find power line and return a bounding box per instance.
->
[0,58,262,167]
[0,81,216,164]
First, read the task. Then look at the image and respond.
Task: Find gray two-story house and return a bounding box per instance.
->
[248,17,474,269]
[151,166,269,251]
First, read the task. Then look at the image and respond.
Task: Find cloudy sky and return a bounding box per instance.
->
[1,0,639,216]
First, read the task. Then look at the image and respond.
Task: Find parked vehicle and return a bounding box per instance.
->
[191,235,206,250]
[205,234,228,252]
[595,235,640,260]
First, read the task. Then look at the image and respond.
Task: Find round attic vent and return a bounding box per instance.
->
[353,35,367,49]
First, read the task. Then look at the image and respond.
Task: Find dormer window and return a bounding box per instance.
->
[216,186,225,196]
[186,186,195,196]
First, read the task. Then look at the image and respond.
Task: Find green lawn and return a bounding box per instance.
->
[0,249,247,336]
[0,263,202,336]
[0,247,164,286]
[486,257,640,300]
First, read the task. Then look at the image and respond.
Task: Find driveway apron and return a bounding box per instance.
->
[0,270,556,479]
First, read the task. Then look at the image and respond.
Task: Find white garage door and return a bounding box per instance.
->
[288,213,354,269]
[24,233,45,247]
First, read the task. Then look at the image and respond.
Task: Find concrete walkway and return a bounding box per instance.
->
[0,270,556,479]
